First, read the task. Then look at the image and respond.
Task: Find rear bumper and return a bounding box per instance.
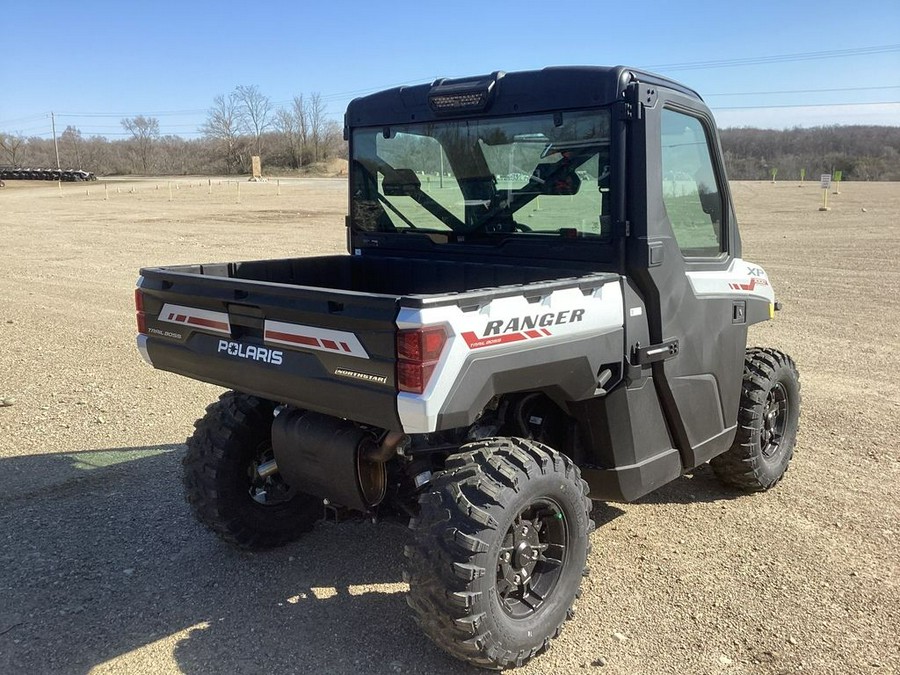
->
[140,335,403,430]
[136,335,153,366]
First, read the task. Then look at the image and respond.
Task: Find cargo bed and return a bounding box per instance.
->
[137,254,618,430]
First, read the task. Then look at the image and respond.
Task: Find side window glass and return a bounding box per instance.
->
[661,109,724,257]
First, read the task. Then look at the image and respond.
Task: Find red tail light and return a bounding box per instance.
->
[135,288,147,334]
[397,326,447,394]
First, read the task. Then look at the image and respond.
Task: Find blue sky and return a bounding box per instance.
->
[1,0,898,140]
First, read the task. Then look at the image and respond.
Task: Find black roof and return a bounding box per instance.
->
[345,65,702,129]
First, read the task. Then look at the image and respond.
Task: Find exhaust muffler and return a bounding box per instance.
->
[271,408,405,512]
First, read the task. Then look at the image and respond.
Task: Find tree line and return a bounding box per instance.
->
[0,85,346,177]
[2,93,899,181]
[719,125,900,182]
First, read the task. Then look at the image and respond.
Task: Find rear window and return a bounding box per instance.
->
[351,109,614,240]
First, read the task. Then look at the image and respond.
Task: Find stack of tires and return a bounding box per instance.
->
[0,167,96,181]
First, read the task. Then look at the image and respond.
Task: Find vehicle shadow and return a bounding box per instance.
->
[0,446,501,674]
[635,463,743,505]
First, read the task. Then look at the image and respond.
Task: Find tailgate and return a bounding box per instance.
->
[137,266,402,429]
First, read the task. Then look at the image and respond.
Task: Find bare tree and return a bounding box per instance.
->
[287,92,328,164]
[234,85,272,158]
[121,115,159,173]
[292,95,310,164]
[322,120,347,160]
[202,93,246,174]
[60,126,82,167]
[81,135,113,174]
[274,107,301,169]
[0,133,26,166]
[308,92,327,162]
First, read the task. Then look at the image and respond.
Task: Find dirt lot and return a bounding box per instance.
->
[0,177,897,674]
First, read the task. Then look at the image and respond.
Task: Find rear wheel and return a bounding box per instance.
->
[712,348,800,491]
[404,437,593,669]
[183,391,322,549]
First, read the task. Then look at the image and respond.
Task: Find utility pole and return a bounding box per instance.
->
[51,112,61,169]
[51,112,62,194]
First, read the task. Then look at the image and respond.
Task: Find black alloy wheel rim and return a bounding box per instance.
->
[761,382,789,459]
[496,498,569,619]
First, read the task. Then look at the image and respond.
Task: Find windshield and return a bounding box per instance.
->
[350,109,612,239]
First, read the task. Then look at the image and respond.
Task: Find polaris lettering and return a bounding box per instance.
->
[483,309,585,337]
[217,340,283,365]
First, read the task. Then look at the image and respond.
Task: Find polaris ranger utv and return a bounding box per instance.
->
[135,66,800,669]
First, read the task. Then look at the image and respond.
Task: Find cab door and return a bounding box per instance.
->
[626,87,747,469]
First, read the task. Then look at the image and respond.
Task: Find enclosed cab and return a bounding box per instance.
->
[136,66,800,670]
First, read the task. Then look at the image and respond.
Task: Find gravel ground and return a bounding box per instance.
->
[0,177,897,674]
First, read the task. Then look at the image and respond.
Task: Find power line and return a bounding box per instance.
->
[646,43,900,72]
[0,113,50,126]
[707,85,900,97]
[711,100,900,111]
[5,50,900,137]
[54,108,209,118]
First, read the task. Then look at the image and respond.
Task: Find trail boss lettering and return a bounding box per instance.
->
[484,309,585,336]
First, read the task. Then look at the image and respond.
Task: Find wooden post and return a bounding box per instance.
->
[104,183,108,201]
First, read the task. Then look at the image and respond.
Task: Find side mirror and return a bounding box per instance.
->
[382,168,421,196]
[698,185,722,224]
[530,162,581,196]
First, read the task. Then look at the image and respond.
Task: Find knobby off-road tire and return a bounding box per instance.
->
[183,391,322,549]
[405,437,594,670]
[712,348,801,491]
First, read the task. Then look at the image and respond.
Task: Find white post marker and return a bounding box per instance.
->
[819,174,831,211]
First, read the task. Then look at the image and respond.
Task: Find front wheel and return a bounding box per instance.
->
[404,438,593,669]
[712,348,801,491]
[183,391,322,549]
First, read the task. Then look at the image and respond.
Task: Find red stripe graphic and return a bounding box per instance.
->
[265,330,319,347]
[265,331,353,353]
[262,320,369,360]
[186,316,230,332]
[462,328,554,350]
[730,278,764,292]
